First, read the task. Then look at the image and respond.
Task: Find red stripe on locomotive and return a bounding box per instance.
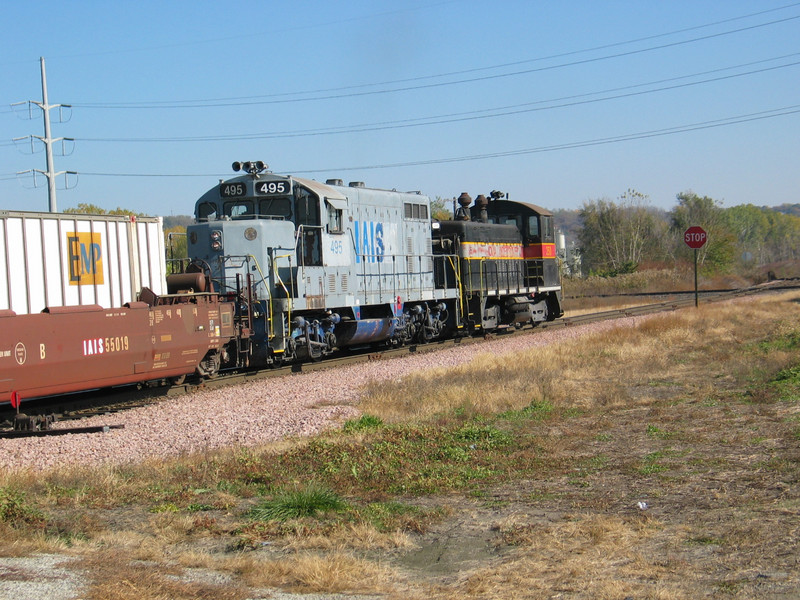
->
[523,243,557,259]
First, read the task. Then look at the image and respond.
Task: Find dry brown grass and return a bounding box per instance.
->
[2,291,800,598]
[279,521,416,552]
[359,351,563,423]
[78,550,249,600]
[462,514,671,600]
[226,550,395,594]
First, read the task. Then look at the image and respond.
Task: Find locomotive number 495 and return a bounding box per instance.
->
[219,183,246,197]
[255,181,290,195]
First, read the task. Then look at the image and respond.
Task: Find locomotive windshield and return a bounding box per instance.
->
[222,197,292,220]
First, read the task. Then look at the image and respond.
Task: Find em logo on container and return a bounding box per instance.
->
[66,232,105,285]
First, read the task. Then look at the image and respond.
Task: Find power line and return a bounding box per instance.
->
[290,105,800,173]
[62,104,800,178]
[73,54,800,143]
[70,11,800,109]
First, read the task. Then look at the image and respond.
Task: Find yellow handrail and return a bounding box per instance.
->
[271,252,295,340]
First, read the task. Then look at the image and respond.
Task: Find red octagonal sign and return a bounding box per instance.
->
[684,226,707,249]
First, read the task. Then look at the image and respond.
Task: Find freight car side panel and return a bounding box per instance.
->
[0,301,229,403]
[0,211,167,315]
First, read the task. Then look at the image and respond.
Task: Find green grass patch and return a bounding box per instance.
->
[250,484,347,522]
[499,400,554,421]
[758,331,800,352]
[646,424,676,439]
[769,364,800,402]
[263,418,525,497]
[637,451,669,475]
[0,487,46,529]
[342,414,384,432]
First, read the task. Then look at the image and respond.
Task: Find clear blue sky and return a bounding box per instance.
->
[1,1,798,216]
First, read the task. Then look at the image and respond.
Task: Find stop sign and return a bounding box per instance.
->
[684,226,707,249]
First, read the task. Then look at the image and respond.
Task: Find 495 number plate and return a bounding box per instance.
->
[219,182,246,197]
[255,180,291,195]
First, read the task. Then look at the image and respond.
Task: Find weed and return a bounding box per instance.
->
[646,424,675,439]
[360,501,437,533]
[637,452,669,475]
[250,484,347,522]
[450,423,512,450]
[499,400,554,421]
[758,331,800,352]
[687,535,724,546]
[0,487,45,529]
[342,414,384,432]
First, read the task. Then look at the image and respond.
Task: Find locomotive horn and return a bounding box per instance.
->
[232,161,242,172]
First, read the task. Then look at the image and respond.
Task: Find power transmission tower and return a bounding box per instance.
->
[12,57,75,213]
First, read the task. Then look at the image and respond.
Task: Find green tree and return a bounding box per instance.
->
[763,209,800,263]
[64,203,148,217]
[671,191,736,273]
[725,204,770,265]
[431,196,453,221]
[578,189,660,275]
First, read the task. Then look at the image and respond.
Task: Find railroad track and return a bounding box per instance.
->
[1,281,791,438]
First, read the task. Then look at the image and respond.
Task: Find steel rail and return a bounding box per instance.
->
[0,281,793,433]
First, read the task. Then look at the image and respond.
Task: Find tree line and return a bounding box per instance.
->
[63,192,800,280]
[554,191,800,277]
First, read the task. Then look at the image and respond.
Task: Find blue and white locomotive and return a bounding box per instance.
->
[186,161,562,369]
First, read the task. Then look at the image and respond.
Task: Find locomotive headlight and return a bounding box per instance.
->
[210,230,223,251]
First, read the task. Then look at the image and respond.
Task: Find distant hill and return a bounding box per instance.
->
[769,204,800,217]
[551,208,582,243]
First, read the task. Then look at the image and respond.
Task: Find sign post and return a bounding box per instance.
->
[684,226,708,307]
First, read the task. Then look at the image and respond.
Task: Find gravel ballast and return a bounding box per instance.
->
[0,319,645,473]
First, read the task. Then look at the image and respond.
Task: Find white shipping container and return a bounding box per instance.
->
[0,211,167,315]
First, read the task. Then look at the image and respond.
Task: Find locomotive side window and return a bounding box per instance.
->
[295,187,322,266]
[527,216,540,242]
[197,201,218,222]
[404,202,429,220]
[504,216,521,230]
[295,188,320,226]
[541,215,554,241]
[327,204,343,233]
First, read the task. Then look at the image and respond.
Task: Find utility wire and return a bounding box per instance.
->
[57,104,800,178]
[73,54,800,143]
[71,12,800,109]
[289,105,800,173]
